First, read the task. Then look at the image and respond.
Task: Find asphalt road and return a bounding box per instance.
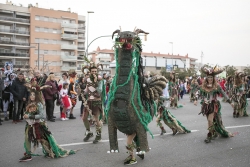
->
[0,95,250,167]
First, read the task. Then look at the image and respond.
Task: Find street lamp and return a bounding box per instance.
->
[86,11,94,57]
[169,42,173,69]
[30,43,40,70]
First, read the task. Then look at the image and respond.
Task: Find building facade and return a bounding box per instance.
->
[89,47,198,76]
[0,2,85,76]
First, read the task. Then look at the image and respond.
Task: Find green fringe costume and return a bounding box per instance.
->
[156,97,190,135]
[21,102,76,160]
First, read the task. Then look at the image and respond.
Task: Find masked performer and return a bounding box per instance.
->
[190,75,200,104]
[82,62,105,144]
[232,72,249,118]
[194,66,234,143]
[169,72,179,109]
[156,96,191,135]
[19,82,77,162]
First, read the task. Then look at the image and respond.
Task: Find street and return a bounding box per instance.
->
[0,95,250,167]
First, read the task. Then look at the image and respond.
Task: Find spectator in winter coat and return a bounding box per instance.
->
[10,73,28,124]
[43,74,58,122]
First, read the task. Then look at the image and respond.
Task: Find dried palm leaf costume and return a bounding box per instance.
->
[81,61,106,144]
[156,96,191,135]
[105,29,167,165]
[225,75,234,100]
[231,72,249,118]
[19,81,77,162]
[198,66,234,143]
[190,75,200,102]
[169,72,182,108]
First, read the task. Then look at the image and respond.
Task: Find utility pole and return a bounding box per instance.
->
[201,51,204,69]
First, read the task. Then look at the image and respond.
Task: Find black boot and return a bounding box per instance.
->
[83,131,93,142]
[160,127,166,135]
[69,114,76,119]
[0,119,2,125]
[172,128,178,135]
[204,132,212,143]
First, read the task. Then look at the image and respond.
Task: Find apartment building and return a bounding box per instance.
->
[0,2,85,75]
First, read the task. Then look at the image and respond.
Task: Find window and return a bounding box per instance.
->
[44,28,48,32]
[44,39,48,44]
[39,39,44,43]
[39,16,44,21]
[57,18,61,23]
[57,40,61,44]
[44,17,49,21]
[44,50,48,54]
[35,38,39,43]
[53,29,57,33]
[34,50,38,54]
[52,18,56,22]
[48,28,53,33]
[51,50,56,55]
[35,27,39,32]
[57,51,61,55]
[49,17,53,22]
[52,40,57,44]
[35,16,39,20]
[40,27,44,32]
[57,30,61,34]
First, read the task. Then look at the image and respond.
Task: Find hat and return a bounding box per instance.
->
[201,65,224,76]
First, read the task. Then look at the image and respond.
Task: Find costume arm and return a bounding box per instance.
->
[218,85,231,103]
[29,103,44,119]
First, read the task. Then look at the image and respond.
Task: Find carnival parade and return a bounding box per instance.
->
[1,1,250,167]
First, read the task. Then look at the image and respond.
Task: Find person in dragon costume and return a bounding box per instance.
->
[156,96,191,136]
[105,29,167,165]
[194,65,234,143]
[231,72,249,118]
[19,80,77,162]
[190,75,200,104]
[81,62,105,144]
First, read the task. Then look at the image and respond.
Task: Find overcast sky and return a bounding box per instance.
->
[3,0,250,66]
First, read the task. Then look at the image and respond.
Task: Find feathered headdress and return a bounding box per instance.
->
[81,55,103,74]
[201,65,224,76]
[68,69,77,78]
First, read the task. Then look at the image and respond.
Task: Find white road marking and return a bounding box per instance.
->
[225,124,250,129]
[58,130,199,147]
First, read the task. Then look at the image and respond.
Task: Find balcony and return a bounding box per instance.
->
[0,52,29,57]
[61,33,78,40]
[61,44,77,50]
[0,28,30,35]
[77,55,84,61]
[61,66,77,71]
[77,47,85,50]
[78,35,85,39]
[78,38,85,42]
[61,54,77,62]
[0,39,29,46]
[0,16,30,24]
[61,23,78,29]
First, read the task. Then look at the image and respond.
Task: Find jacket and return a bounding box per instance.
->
[10,78,28,100]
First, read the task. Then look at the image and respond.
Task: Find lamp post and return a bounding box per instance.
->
[169,42,173,70]
[86,11,94,57]
[30,43,40,70]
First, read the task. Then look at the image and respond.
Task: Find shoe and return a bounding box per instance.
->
[172,129,178,136]
[19,155,32,162]
[124,155,132,162]
[64,118,69,120]
[53,116,56,118]
[160,128,166,135]
[124,157,137,165]
[49,119,55,122]
[69,114,76,119]
[17,120,22,122]
[0,121,2,125]
[93,134,101,144]
[83,132,93,142]
[204,137,211,143]
[5,117,9,121]
[211,133,218,140]
[61,118,65,121]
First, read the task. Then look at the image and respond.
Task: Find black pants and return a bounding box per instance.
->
[13,99,24,121]
[45,99,55,120]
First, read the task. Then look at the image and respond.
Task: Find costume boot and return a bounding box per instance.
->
[83,130,93,142]
[204,132,212,143]
[69,114,76,119]
[160,126,166,135]
[211,130,218,140]
[136,147,144,160]
[172,128,178,135]
[124,143,137,165]
[233,110,236,118]
[93,126,102,144]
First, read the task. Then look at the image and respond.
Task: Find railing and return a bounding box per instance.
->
[61,66,77,71]
[61,23,78,29]
[0,52,29,57]
[61,33,78,40]
[0,40,29,46]
[14,64,30,68]
[0,16,30,23]
[78,35,85,39]
[61,54,77,61]
[77,47,85,50]
[61,44,77,50]
[0,28,30,34]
